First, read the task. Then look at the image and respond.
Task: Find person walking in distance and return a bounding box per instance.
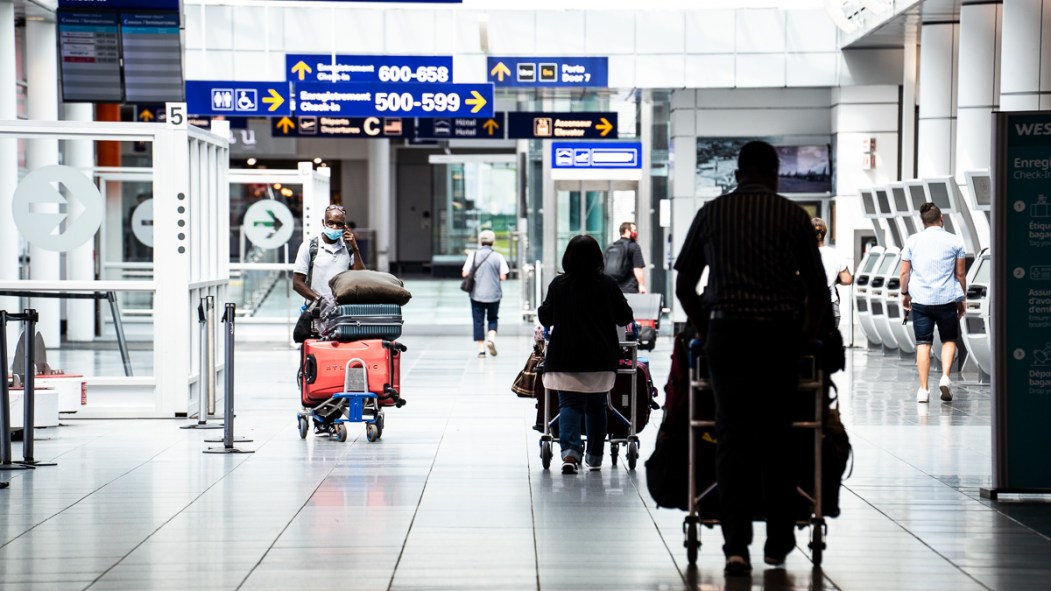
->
[675,141,827,576]
[812,217,853,327]
[463,230,509,358]
[604,222,648,294]
[899,203,967,403]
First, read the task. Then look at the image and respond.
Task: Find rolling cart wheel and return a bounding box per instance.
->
[377,412,385,432]
[626,441,639,471]
[810,524,824,566]
[365,423,380,442]
[610,443,619,466]
[297,416,309,439]
[540,440,552,470]
[335,423,349,443]
[686,521,699,565]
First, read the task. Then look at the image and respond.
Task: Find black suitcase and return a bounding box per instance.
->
[322,304,403,341]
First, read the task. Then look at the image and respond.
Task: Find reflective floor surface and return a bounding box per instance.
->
[4,330,1051,590]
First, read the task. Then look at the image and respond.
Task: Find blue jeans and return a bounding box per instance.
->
[557,391,608,465]
[470,299,500,341]
[911,302,960,344]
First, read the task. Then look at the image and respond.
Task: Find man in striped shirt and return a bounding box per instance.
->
[675,141,827,576]
[899,203,967,403]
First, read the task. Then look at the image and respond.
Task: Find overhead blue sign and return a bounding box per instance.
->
[415,114,506,139]
[295,82,494,118]
[186,81,291,117]
[271,116,411,138]
[286,54,452,84]
[59,0,180,8]
[487,57,608,88]
[552,142,642,169]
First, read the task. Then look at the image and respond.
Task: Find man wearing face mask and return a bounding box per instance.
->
[292,204,365,307]
[604,221,648,294]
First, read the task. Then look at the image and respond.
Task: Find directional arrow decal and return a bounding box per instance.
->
[490,61,511,82]
[139,109,155,122]
[595,117,613,137]
[276,117,295,134]
[262,88,285,112]
[465,90,487,114]
[291,60,312,81]
[482,119,499,137]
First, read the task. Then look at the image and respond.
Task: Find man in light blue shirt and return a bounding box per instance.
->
[899,203,967,403]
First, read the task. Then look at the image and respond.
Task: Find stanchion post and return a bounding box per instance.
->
[206,295,217,416]
[9,309,52,468]
[205,303,253,454]
[182,297,221,430]
[0,311,31,471]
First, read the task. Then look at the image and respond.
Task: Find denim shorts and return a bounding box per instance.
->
[911,302,960,345]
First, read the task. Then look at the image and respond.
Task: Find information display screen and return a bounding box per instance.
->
[892,187,909,212]
[58,11,123,102]
[875,189,891,215]
[928,181,953,211]
[121,12,184,103]
[861,191,877,216]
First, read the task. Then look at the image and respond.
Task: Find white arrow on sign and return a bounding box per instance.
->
[242,199,295,249]
[131,198,154,247]
[12,165,104,252]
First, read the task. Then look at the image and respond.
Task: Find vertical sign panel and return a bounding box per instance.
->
[993,111,1051,492]
[121,12,184,102]
[58,11,123,102]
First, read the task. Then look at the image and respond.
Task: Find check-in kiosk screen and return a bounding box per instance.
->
[875,190,891,215]
[892,187,909,212]
[862,255,880,274]
[861,192,876,215]
[929,182,953,210]
[877,255,897,275]
[908,184,926,210]
[972,175,991,206]
[973,258,991,285]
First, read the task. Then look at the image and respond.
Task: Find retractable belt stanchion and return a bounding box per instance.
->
[205,303,253,454]
[183,296,222,430]
[19,309,54,467]
[0,311,33,473]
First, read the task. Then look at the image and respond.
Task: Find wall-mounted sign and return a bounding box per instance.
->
[552,142,642,169]
[271,116,410,138]
[487,57,608,88]
[186,81,291,117]
[286,54,453,83]
[58,11,123,102]
[59,0,179,8]
[415,114,505,139]
[507,112,616,139]
[12,165,104,252]
[121,12,183,102]
[294,82,494,118]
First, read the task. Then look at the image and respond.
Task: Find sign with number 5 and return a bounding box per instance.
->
[166,102,187,129]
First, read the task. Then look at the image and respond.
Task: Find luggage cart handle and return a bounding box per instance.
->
[343,357,369,394]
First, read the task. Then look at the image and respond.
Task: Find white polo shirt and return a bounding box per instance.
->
[293,237,354,301]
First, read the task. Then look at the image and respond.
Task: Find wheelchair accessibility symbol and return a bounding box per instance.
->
[235,89,258,112]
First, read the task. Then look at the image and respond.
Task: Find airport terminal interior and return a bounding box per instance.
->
[2,0,1051,589]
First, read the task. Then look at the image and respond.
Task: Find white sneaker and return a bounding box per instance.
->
[939,375,953,401]
[916,387,930,403]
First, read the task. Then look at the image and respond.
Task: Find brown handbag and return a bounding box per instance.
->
[512,342,545,398]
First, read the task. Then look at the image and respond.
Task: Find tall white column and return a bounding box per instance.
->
[26,17,61,346]
[1000,0,1051,110]
[901,26,919,181]
[0,0,19,338]
[956,3,1003,176]
[916,22,960,178]
[367,139,391,272]
[64,103,96,342]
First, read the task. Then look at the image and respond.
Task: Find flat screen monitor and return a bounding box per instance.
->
[120,12,184,102]
[58,11,124,102]
[862,253,880,273]
[886,223,903,248]
[907,183,926,210]
[861,190,877,216]
[774,145,832,193]
[892,186,909,213]
[877,254,897,275]
[875,189,892,216]
[971,174,991,207]
[927,180,954,211]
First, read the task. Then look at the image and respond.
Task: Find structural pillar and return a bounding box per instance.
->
[1000,0,1051,110]
[26,16,61,345]
[956,2,1003,176]
[916,21,960,178]
[64,103,97,342]
[367,139,391,272]
[0,0,19,344]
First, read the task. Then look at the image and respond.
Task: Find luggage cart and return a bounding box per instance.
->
[297,357,385,443]
[538,324,642,470]
[683,340,828,566]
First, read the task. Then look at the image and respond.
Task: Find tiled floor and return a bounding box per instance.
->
[5,281,1051,590]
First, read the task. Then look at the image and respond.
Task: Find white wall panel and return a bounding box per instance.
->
[585,11,635,54]
[832,103,899,133]
[735,9,785,54]
[204,5,234,51]
[671,89,696,110]
[670,108,696,137]
[735,54,786,87]
[283,9,332,52]
[186,51,235,80]
[536,11,586,55]
[383,10,437,54]
[453,10,485,54]
[786,52,838,87]
[835,85,898,105]
[695,108,829,137]
[636,55,685,88]
[232,51,283,81]
[185,4,204,50]
[785,9,837,53]
[434,10,456,54]
[636,11,685,54]
[488,11,537,54]
[332,9,386,53]
[699,88,830,109]
[232,6,267,51]
[606,55,636,88]
[453,54,487,84]
[685,10,734,54]
[686,55,735,88]
[839,48,905,86]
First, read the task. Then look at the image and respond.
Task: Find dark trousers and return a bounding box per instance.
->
[470,299,500,341]
[704,316,801,561]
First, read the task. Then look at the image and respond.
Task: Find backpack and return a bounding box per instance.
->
[604,240,632,282]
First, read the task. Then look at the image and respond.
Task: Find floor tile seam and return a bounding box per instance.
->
[616,458,690,587]
[524,418,541,591]
[954,489,1051,545]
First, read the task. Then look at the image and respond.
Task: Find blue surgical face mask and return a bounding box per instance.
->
[323,228,343,241]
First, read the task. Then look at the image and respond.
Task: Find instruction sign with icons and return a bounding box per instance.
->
[286,54,452,83]
[487,57,608,88]
[294,82,494,118]
[990,111,1051,493]
[551,142,641,169]
[507,112,617,139]
[186,81,291,117]
[415,113,506,139]
[271,116,411,138]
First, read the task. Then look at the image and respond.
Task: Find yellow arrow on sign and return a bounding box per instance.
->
[291,60,312,81]
[139,109,154,122]
[465,90,487,114]
[262,88,285,112]
[595,117,613,137]
[482,118,499,137]
[276,117,295,134]
[490,62,511,82]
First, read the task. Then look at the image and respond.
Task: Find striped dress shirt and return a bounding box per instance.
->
[900,226,966,306]
[675,184,826,314]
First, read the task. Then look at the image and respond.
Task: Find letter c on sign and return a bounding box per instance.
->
[364,117,380,136]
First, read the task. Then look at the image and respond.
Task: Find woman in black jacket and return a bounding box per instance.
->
[538,235,634,474]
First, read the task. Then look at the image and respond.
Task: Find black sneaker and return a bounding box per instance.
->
[724,556,752,577]
[561,457,580,474]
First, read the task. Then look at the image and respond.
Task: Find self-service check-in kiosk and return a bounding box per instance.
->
[885,183,920,354]
[867,187,903,351]
[961,170,993,381]
[855,189,887,347]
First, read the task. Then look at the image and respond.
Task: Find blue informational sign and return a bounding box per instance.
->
[271,115,411,138]
[186,81,292,117]
[59,0,180,8]
[295,82,494,118]
[415,114,506,139]
[551,142,642,169]
[507,112,617,139]
[487,57,608,88]
[286,54,453,83]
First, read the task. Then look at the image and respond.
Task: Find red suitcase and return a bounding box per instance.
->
[300,339,405,408]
